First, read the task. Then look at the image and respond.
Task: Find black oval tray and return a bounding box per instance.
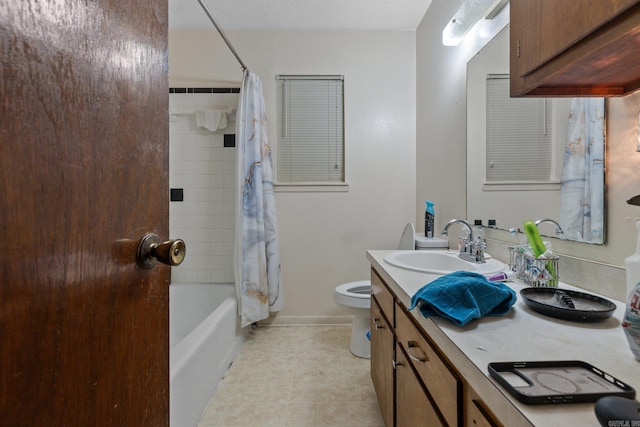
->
[520,287,616,322]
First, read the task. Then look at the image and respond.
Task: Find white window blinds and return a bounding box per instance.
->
[275,75,344,183]
[486,75,552,182]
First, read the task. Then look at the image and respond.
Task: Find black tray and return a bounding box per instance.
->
[520,287,616,322]
[488,361,635,405]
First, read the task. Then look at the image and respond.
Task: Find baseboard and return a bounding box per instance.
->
[257,314,354,326]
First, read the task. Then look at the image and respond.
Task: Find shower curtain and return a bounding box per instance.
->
[234,70,284,327]
[559,98,605,243]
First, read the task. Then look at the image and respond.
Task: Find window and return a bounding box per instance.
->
[486,74,553,182]
[275,75,345,185]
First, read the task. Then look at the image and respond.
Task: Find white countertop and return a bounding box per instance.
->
[367,250,640,427]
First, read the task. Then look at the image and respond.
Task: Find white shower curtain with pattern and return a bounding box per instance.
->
[559,98,605,243]
[234,70,284,327]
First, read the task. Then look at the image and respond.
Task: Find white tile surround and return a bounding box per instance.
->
[169,92,239,284]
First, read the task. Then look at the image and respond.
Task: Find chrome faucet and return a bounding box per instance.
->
[441,219,486,263]
[534,218,566,239]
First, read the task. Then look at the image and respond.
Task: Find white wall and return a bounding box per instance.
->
[169,30,417,323]
[415,1,499,242]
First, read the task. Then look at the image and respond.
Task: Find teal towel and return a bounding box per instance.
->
[408,271,517,326]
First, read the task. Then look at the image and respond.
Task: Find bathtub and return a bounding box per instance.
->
[170,283,245,427]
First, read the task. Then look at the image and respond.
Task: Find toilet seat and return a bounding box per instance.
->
[334,280,371,310]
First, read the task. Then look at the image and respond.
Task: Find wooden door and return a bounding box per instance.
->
[0,1,170,426]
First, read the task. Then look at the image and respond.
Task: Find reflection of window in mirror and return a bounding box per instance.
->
[486,74,553,183]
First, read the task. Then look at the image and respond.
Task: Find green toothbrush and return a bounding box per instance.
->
[524,221,557,282]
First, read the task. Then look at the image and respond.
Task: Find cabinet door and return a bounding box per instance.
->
[395,344,445,427]
[371,297,394,427]
[396,306,460,426]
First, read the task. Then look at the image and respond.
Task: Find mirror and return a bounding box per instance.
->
[467,27,605,244]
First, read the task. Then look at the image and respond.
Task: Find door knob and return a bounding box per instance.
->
[136,233,186,270]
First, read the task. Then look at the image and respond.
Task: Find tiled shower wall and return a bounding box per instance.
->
[169,90,239,284]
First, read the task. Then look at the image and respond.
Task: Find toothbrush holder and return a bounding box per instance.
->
[510,247,559,287]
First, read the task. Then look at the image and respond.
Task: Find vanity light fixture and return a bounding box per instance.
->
[442,0,510,46]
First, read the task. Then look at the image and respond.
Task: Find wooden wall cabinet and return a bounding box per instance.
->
[510,0,640,96]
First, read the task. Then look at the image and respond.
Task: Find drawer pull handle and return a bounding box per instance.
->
[373,319,384,329]
[407,340,428,362]
[392,359,403,369]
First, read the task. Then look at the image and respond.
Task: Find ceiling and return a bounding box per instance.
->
[169,0,434,31]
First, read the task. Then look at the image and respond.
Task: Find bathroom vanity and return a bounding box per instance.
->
[368,250,640,427]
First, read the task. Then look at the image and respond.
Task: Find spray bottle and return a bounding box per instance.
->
[425,201,435,238]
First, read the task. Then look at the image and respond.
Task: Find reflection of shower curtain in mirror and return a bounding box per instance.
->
[560,98,605,243]
[234,70,284,327]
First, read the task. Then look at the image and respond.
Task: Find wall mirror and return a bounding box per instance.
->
[466,27,606,244]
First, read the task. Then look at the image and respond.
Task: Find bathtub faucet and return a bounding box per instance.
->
[441,219,486,264]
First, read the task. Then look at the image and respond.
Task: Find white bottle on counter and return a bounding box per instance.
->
[623,283,640,361]
[623,221,640,361]
[625,221,640,297]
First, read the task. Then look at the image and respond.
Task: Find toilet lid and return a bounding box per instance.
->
[398,223,415,250]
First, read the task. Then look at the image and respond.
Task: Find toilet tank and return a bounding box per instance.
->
[414,234,448,250]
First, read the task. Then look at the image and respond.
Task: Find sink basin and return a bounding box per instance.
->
[383,250,506,276]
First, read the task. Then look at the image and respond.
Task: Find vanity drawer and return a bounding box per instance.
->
[371,269,394,327]
[465,385,502,427]
[396,306,460,426]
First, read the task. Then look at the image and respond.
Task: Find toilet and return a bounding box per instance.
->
[333,223,448,358]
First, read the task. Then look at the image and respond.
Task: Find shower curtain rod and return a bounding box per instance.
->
[196,0,248,71]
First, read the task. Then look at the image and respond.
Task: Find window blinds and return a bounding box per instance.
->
[486,75,552,182]
[275,75,344,183]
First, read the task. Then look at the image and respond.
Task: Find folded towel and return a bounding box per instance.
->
[196,109,228,131]
[408,271,517,326]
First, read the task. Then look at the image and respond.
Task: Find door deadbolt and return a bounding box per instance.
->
[136,233,186,270]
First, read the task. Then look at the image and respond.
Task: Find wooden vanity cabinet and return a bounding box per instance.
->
[510,0,640,96]
[370,267,503,427]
